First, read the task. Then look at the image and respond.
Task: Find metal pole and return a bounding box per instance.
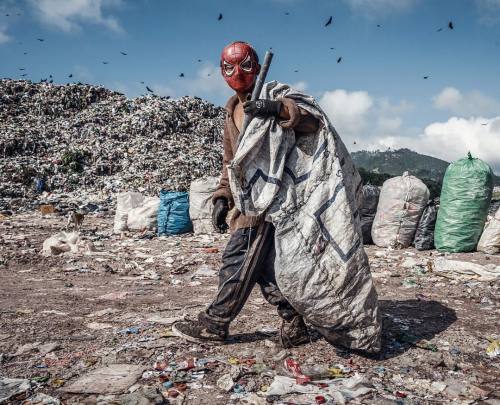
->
[236,50,274,147]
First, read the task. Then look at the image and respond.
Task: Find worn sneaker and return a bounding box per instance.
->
[279,315,310,348]
[172,319,227,345]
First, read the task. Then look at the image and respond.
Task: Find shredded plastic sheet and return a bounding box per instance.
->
[266,374,372,404]
[227,81,381,353]
[432,258,500,281]
[371,172,429,248]
[435,154,493,252]
[477,208,500,255]
[42,231,95,256]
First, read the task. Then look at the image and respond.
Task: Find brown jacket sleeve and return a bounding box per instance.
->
[279,97,320,134]
[212,120,235,209]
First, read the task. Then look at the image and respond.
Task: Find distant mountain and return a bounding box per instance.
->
[351,148,500,186]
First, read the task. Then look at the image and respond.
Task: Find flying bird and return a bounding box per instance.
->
[329,47,335,50]
[218,13,223,21]
[140,81,145,84]
[179,73,185,77]
[21,74,27,77]
[293,69,299,73]
[325,16,332,27]
[337,56,342,63]
[102,61,109,64]
[146,86,154,93]
[481,123,488,126]
[5,14,9,17]
[37,38,44,42]
[23,52,27,55]
[18,68,25,71]
[49,74,53,78]
[436,27,443,32]
[285,12,290,15]
[197,59,202,62]
[423,76,429,79]
[376,24,381,28]
[353,141,357,145]
[68,74,73,78]
[448,21,454,30]
[120,51,127,55]
[49,80,53,83]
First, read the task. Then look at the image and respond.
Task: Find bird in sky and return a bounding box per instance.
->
[285,12,290,15]
[481,123,488,126]
[325,16,332,27]
[197,59,202,62]
[120,51,127,55]
[437,27,443,32]
[18,68,25,71]
[376,24,381,28]
[448,21,454,30]
[423,76,429,79]
[329,47,335,50]
[23,52,27,55]
[36,38,44,42]
[146,86,154,93]
[68,74,73,78]
[293,69,299,72]
[5,14,9,17]
[102,61,109,64]
[21,74,27,77]
[353,141,357,145]
[140,81,145,84]
[179,73,185,78]
[337,56,342,63]
[218,13,223,21]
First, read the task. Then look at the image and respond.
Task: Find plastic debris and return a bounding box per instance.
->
[433,258,500,281]
[486,339,500,358]
[42,231,95,256]
[0,377,31,403]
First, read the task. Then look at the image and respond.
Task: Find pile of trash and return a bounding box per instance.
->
[0,79,225,198]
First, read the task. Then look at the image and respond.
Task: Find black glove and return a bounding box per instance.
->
[212,198,229,233]
[243,99,282,118]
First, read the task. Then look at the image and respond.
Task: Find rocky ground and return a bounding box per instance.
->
[1,208,499,405]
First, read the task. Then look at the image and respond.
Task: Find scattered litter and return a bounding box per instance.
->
[486,339,500,358]
[433,258,500,281]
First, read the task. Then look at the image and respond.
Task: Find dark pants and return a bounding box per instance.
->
[200,222,299,332]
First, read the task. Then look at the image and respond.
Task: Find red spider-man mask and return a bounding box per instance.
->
[220,41,260,93]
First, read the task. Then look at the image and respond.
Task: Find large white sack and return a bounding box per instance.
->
[189,176,219,234]
[371,172,430,248]
[126,196,160,231]
[113,192,144,234]
[42,231,95,256]
[477,208,500,254]
[433,257,500,281]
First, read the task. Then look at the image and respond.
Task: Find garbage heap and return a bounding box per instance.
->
[0,79,225,199]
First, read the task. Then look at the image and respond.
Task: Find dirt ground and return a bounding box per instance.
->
[0,209,499,404]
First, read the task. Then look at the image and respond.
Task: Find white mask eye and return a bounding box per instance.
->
[223,61,235,76]
[240,54,253,72]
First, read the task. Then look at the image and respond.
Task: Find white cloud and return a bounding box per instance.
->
[290,81,308,92]
[375,117,500,173]
[0,25,11,43]
[319,89,374,135]
[476,0,500,25]
[342,0,418,18]
[28,0,123,33]
[183,63,232,99]
[433,87,500,117]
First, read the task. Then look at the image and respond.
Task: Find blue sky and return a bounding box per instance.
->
[1,0,499,172]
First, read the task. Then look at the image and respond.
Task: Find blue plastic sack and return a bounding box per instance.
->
[157,191,193,236]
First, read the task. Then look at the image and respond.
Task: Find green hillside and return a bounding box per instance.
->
[352,148,500,187]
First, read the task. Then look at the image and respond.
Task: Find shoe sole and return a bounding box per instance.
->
[171,322,226,346]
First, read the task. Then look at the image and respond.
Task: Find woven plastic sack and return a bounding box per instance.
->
[371,172,430,248]
[189,177,219,234]
[360,185,380,245]
[413,200,438,251]
[157,191,193,236]
[113,192,144,234]
[434,153,493,252]
[127,196,160,232]
[477,208,500,254]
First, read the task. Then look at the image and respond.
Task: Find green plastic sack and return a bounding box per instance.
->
[434,153,493,252]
